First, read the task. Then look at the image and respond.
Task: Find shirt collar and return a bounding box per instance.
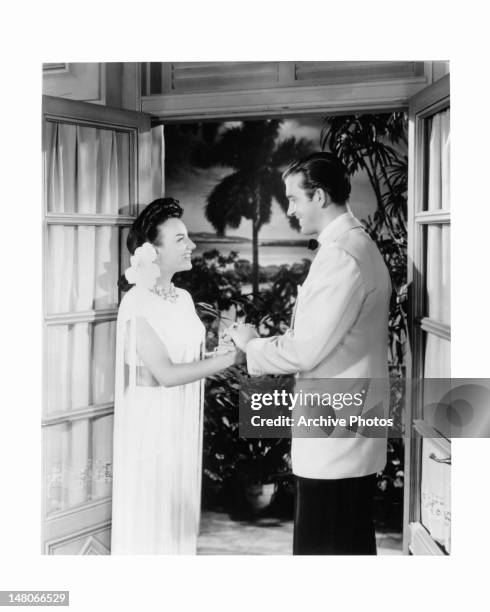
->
[317,211,363,246]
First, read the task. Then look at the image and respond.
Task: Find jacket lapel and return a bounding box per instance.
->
[290,214,364,330]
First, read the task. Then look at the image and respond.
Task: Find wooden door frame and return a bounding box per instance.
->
[141,62,436,122]
[41,95,152,553]
[403,74,450,555]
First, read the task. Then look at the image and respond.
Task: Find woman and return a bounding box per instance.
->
[111,198,241,554]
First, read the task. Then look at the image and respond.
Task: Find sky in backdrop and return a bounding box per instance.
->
[165,115,378,241]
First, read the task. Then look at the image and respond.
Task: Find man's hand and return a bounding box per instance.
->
[233,347,246,366]
[223,322,259,351]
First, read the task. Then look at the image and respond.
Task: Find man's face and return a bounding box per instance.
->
[285,172,322,235]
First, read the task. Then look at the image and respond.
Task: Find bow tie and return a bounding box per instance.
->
[307,239,319,251]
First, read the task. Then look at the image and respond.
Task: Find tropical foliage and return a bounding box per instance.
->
[176,252,311,512]
[321,113,408,377]
[321,113,408,512]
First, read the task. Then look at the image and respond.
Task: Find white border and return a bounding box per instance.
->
[2,1,490,611]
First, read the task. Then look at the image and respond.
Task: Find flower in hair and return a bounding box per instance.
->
[124,242,160,289]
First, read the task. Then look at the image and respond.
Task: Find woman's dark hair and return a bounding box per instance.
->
[282,152,351,204]
[118,197,183,292]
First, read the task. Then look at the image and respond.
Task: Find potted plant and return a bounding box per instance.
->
[202,364,293,515]
[235,438,292,514]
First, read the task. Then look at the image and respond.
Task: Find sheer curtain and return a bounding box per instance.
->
[46,321,116,512]
[424,109,450,379]
[421,108,451,550]
[427,109,450,212]
[46,121,130,215]
[45,120,125,514]
[46,120,126,315]
[47,226,119,314]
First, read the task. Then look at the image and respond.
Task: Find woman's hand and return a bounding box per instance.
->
[213,334,246,366]
[223,322,259,351]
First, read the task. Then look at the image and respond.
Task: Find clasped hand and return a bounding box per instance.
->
[222,322,259,351]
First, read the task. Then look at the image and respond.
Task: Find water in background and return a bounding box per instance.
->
[193,241,313,267]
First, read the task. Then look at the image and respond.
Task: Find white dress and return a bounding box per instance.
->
[111,285,205,554]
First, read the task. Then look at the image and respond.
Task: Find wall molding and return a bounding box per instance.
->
[78,534,110,555]
[409,522,446,555]
[143,76,430,121]
[43,63,70,74]
[43,63,106,104]
[45,519,111,555]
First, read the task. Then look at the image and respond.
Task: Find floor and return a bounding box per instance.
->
[197,511,403,555]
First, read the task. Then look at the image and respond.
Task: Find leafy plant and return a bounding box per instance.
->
[177,253,311,510]
[322,112,408,501]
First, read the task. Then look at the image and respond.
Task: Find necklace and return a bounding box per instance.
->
[151,282,178,303]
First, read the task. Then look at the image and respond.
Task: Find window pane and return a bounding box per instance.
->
[423,332,450,378]
[424,108,450,211]
[120,226,132,281]
[425,224,450,324]
[44,414,113,515]
[45,121,131,215]
[91,414,114,500]
[45,320,116,414]
[46,225,121,314]
[420,437,451,553]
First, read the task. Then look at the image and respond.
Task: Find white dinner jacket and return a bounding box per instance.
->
[246,212,392,479]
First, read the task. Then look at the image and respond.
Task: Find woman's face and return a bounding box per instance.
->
[155,217,196,274]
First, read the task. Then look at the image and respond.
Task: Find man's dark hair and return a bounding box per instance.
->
[282,152,351,205]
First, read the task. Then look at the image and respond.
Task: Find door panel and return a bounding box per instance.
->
[42,95,151,554]
[404,74,451,555]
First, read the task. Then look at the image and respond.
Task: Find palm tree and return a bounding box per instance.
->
[321,113,408,235]
[193,120,313,299]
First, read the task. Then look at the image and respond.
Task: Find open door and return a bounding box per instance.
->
[403,75,450,554]
[42,95,152,554]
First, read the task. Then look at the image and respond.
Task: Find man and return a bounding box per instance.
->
[227,152,392,555]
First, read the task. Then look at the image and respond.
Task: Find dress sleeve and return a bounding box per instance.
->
[115,289,164,392]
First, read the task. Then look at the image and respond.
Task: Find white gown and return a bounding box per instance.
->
[111,285,205,554]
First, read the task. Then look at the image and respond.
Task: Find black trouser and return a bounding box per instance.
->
[293,473,377,555]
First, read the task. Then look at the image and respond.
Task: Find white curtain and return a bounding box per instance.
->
[424,334,450,378]
[47,226,119,314]
[151,124,165,199]
[91,415,114,500]
[45,423,68,514]
[92,321,117,405]
[76,227,96,310]
[427,109,450,211]
[94,227,119,310]
[45,421,90,513]
[426,224,450,325]
[424,108,451,378]
[46,325,70,414]
[46,121,130,215]
[45,416,114,513]
[45,321,116,514]
[46,122,76,213]
[44,120,125,514]
[46,321,116,414]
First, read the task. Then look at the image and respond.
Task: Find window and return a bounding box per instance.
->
[42,96,150,553]
[405,75,451,555]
